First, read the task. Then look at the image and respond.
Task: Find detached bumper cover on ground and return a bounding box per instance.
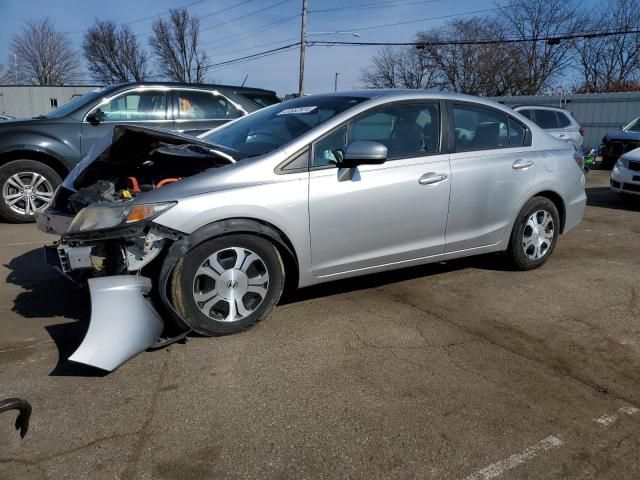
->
[68,276,164,371]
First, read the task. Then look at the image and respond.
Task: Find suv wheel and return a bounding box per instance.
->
[172,234,285,335]
[0,160,62,223]
[508,197,560,271]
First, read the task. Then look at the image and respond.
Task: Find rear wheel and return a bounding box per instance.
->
[172,234,285,335]
[0,160,61,223]
[507,197,560,271]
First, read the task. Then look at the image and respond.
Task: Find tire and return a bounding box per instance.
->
[171,234,285,335]
[0,160,62,223]
[507,196,560,271]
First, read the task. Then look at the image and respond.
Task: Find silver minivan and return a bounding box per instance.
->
[514,106,584,150]
[36,90,587,371]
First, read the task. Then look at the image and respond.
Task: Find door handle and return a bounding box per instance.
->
[512,159,534,170]
[418,172,448,185]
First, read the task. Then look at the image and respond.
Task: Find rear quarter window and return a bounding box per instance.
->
[556,112,572,128]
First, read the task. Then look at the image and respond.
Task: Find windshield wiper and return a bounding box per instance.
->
[32,115,47,120]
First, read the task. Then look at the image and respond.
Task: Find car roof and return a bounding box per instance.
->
[310,89,514,111]
[111,82,277,95]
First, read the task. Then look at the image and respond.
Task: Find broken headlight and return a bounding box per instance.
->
[68,202,176,232]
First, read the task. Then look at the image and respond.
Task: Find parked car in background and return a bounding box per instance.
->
[600,116,640,169]
[0,115,14,121]
[514,106,584,150]
[35,90,586,370]
[0,82,279,223]
[610,147,640,198]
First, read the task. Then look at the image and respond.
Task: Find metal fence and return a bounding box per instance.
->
[491,92,640,150]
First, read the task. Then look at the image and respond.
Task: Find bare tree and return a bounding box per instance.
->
[573,0,640,92]
[7,18,79,85]
[83,20,149,84]
[149,8,208,83]
[360,45,444,89]
[498,0,586,94]
[417,18,522,96]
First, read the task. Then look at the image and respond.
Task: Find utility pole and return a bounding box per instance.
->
[14,54,17,84]
[298,0,308,96]
[334,72,339,92]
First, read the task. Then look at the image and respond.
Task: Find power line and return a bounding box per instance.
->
[201,14,300,46]
[63,0,205,34]
[206,36,299,57]
[199,0,257,21]
[204,42,300,69]
[332,6,508,33]
[307,28,640,48]
[200,0,292,33]
[309,0,444,14]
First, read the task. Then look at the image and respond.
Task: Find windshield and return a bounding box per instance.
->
[44,88,109,119]
[625,117,640,132]
[202,95,368,158]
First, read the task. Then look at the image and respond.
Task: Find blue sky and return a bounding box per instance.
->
[0,0,576,95]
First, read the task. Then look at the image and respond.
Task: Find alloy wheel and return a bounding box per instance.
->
[522,209,554,260]
[2,171,54,216]
[192,247,270,322]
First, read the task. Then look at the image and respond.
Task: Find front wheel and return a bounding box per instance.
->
[172,234,285,335]
[507,197,560,271]
[0,160,62,223]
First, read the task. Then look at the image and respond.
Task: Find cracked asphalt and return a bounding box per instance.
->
[1,169,639,479]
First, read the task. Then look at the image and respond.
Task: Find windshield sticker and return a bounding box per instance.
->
[277,106,318,115]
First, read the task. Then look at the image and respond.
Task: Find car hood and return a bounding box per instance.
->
[603,130,640,142]
[61,124,276,210]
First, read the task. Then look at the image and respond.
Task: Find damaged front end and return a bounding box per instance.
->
[36,125,236,371]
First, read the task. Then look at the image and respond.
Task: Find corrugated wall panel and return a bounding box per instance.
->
[493,92,640,149]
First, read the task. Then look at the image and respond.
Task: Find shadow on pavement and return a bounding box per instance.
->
[4,248,103,376]
[586,186,640,212]
[282,253,515,305]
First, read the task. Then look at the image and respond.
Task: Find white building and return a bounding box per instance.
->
[0,85,102,118]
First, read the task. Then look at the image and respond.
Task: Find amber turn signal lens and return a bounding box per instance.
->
[126,205,156,223]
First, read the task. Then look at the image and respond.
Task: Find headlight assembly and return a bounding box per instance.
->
[616,158,627,169]
[68,202,176,232]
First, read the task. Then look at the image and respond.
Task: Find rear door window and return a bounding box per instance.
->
[452,104,509,151]
[177,90,242,120]
[533,109,559,129]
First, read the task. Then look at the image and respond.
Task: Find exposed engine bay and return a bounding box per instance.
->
[36,125,238,371]
[44,125,235,276]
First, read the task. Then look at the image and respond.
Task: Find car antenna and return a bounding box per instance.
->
[241,74,248,87]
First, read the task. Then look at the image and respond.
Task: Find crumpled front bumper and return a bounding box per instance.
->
[69,276,164,371]
[36,208,190,372]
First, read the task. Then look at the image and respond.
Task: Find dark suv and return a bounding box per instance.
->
[0,82,279,222]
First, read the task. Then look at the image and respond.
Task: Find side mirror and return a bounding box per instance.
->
[86,110,102,125]
[338,141,387,168]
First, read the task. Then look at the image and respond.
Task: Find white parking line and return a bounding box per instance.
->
[463,436,563,480]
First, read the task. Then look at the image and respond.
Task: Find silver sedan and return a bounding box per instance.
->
[37,90,587,370]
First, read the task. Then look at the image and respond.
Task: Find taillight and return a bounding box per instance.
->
[579,127,585,136]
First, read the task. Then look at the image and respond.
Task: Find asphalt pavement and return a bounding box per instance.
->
[1,169,639,479]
